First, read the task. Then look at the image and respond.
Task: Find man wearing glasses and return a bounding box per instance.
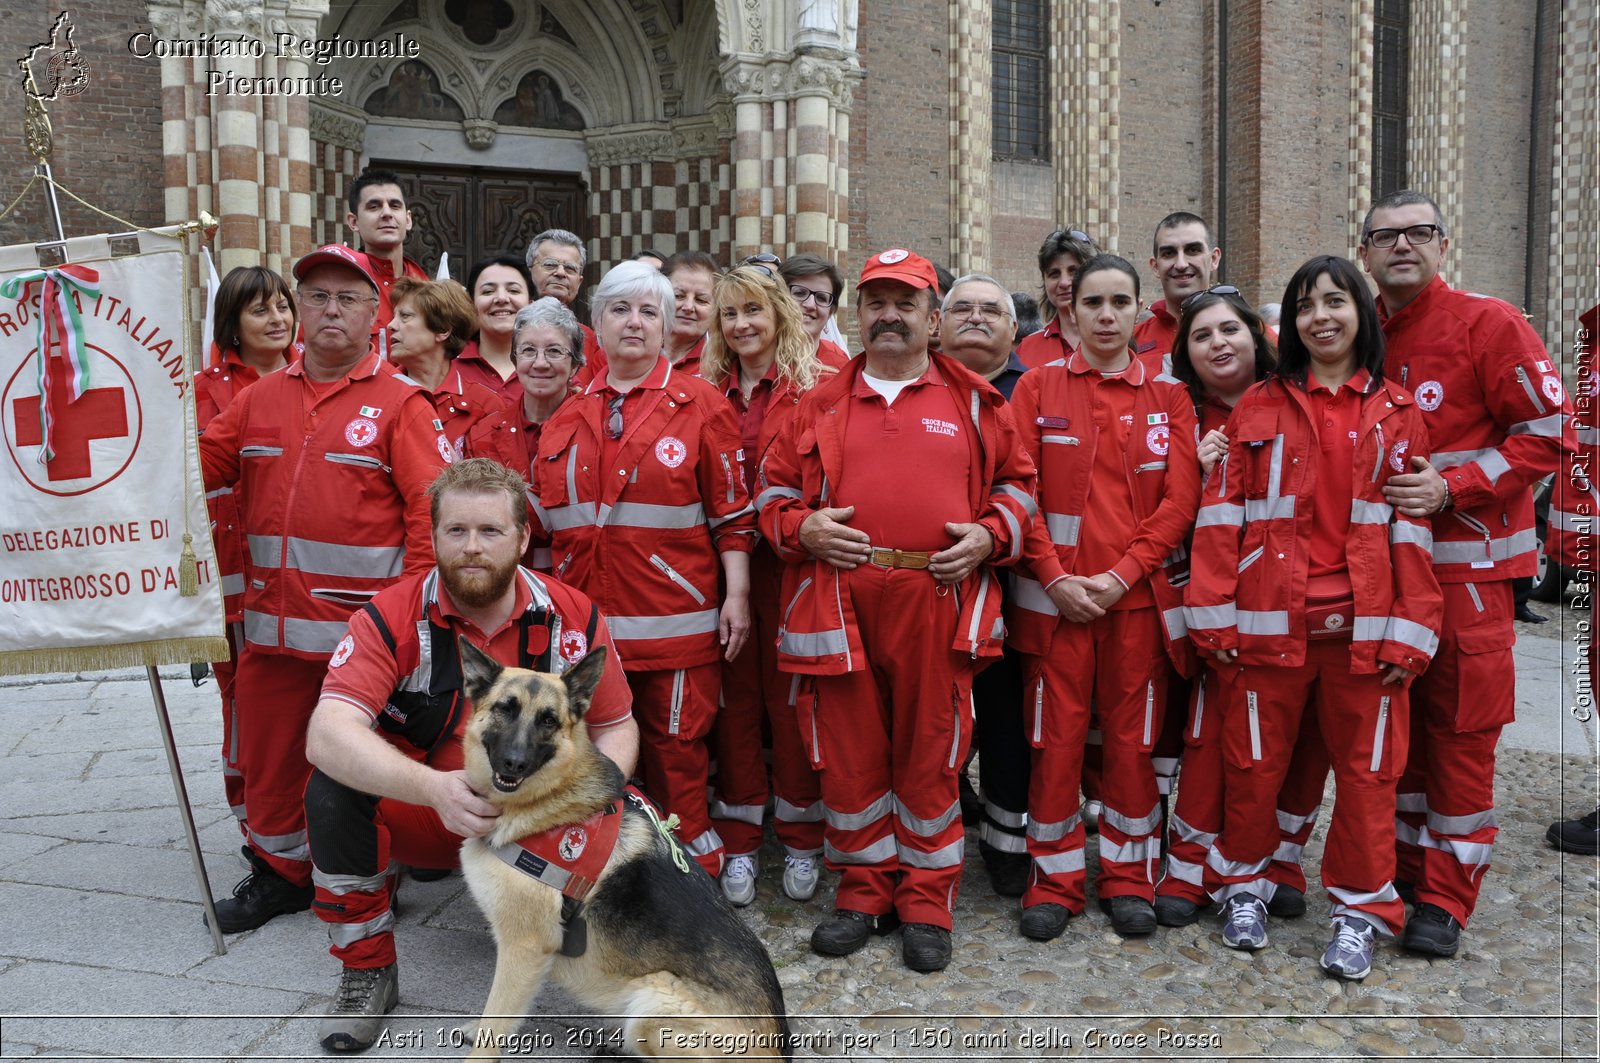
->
[524,228,606,379]
[1359,190,1571,960]
[198,245,454,934]
[1132,211,1224,371]
[780,253,853,365]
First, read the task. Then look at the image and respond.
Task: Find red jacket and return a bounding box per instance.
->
[1379,275,1572,582]
[405,368,505,461]
[1186,376,1442,674]
[1132,301,1179,373]
[531,357,755,671]
[199,351,450,659]
[356,251,428,336]
[1006,351,1202,670]
[195,350,270,621]
[754,351,1039,675]
[1550,303,1600,569]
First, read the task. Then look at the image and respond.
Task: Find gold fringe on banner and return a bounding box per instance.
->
[0,638,231,678]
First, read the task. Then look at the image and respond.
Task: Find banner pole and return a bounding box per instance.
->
[36,162,65,243]
[147,665,228,956]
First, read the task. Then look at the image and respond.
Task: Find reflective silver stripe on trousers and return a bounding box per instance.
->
[1205,846,1270,880]
[1395,792,1428,814]
[1026,813,1082,842]
[898,837,964,869]
[824,793,895,832]
[1427,808,1498,835]
[779,626,850,658]
[1035,850,1087,876]
[774,797,824,823]
[242,611,350,654]
[681,827,725,856]
[599,500,707,529]
[984,803,1027,829]
[1327,883,1401,910]
[1169,811,1215,846]
[1432,527,1537,565]
[1417,830,1494,867]
[754,485,803,514]
[1045,512,1081,546]
[1350,499,1394,524]
[326,911,395,947]
[824,835,897,865]
[993,482,1039,517]
[1164,853,1204,885]
[708,799,765,826]
[980,822,1029,853]
[1100,801,1163,837]
[249,827,309,863]
[896,797,961,838]
[1276,807,1320,833]
[313,867,394,895]
[1272,840,1306,864]
[1238,609,1290,635]
[606,609,719,641]
[249,535,404,579]
[1098,834,1160,864]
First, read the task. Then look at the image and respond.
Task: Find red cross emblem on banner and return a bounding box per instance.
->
[12,363,129,481]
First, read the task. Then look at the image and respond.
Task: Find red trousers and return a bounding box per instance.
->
[1395,580,1512,925]
[711,547,822,859]
[628,662,725,876]
[234,647,327,887]
[1021,606,1167,912]
[306,770,464,968]
[1158,664,1329,905]
[801,566,971,928]
[214,621,247,838]
[1205,640,1409,935]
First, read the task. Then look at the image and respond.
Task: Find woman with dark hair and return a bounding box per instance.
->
[1157,289,1324,928]
[699,265,841,908]
[1188,254,1442,981]
[1007,254,1200,940]
[195,265,296,846]
[388,277,498,459]
[1015,227,1100,370]
[531,261,755,879]
[455,255,535,405]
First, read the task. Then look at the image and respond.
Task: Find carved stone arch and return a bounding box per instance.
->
[678,0,728,116]
[482,48,608,128]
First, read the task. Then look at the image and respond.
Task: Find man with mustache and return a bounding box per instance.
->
[939,275,1032,898]
[755,249,1038,971]
[300,458,637,1052]
[1132,211,1223,371]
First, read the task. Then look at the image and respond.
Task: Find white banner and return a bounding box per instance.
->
[0,229,227,674]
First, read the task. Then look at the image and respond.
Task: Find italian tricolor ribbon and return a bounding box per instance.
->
[0,264,102,464]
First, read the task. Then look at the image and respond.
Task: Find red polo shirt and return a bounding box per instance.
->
[1305,369,1370,597]
[1073,362,1154,609]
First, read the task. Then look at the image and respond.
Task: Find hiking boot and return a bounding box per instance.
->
[207,846,312,934]
[1019,902,1072,941]
[1402,902,1461,957]
[901,923,952,971]
[1220,895,1268,950]
[720,854,758,907]
[319,963,399,1052]
[781,854,819,901]
[1267,884,1307,918]
[1546,807,1600,855]
[1154,893,1202,928]
[1319,916,1376,980]
[811,909,876,956]
[1099,896,1157,937]
[979,841,1031,898]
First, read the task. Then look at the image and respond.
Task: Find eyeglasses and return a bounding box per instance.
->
[514,345,573,364]
[742,254,780,279]
[946,300,1009,321]
[1047,228,1093,244]
[604,394,625,440]
[1364,224,1443,248]
[1180,284,1241,312]
[535,258,583,276]
[298,289,377,310]
[789,283,836,309]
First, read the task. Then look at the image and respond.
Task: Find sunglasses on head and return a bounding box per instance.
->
[741,254,781,279]
[1180,284,1241,312]
[1048,228,1092,244]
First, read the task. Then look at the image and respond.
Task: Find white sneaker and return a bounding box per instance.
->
[1320,916,1376,980]
[782,854,819,901]
[1221,895,1269,950]
[720,854,758,907]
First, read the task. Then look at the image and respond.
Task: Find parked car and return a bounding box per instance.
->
[1532,473,1582,602]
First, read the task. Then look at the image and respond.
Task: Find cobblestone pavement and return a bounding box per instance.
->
[0,604,1595,1060]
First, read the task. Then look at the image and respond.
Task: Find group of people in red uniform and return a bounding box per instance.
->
[192,172,1577,1050]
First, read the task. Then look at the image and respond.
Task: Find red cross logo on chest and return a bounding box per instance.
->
[654,435,687,468]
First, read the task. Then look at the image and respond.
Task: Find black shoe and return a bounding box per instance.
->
[1402,902,1462,957]
[207,847,312,934]
[1267,884,1307,919]
[811,909,877,956]
[979,841,1031,898]
[901,923,952,971]
[1153,893,1201,927]
[1546,808,1600,854]
[1099,895,1157,936]
[405,866,453,882]
[1515,604,1549,623]
[1019,902,1072,941]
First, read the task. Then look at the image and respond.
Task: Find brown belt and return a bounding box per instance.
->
[869,547,933,570]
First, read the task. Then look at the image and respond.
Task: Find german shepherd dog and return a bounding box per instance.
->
[457,639,792,1061]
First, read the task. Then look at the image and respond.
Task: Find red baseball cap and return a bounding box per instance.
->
[856,248,940,293]
[293,244,379,292]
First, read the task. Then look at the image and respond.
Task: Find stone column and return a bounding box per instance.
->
[1346,0,1376,252]
[1056,0,1121,250]
[1407,0,1467,228]
[1551,1,1598,353]
[949,0,992,273]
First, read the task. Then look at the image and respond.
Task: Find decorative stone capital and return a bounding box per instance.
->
[584,125,675,167]
[671,116,719,159]
[463,119,497,150]
[309,101,367,152]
